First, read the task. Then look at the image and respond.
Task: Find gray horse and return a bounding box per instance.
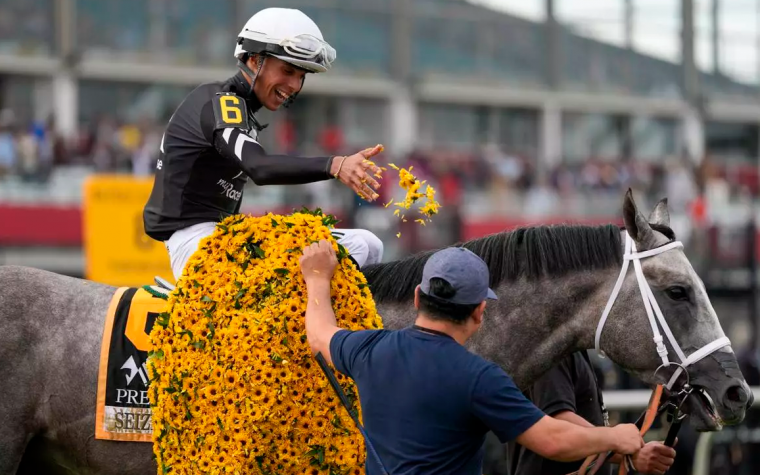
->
[0,191,751,474]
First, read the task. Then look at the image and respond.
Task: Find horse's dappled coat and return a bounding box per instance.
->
[147,211,382,475]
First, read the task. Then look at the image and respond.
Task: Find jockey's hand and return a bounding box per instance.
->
[630,441,676,475]
[331,144,383,202]
[299,240,338,285]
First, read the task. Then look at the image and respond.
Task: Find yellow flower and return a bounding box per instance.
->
[149,211,378,474]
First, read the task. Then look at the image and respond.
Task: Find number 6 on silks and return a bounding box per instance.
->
[212,92,250,129]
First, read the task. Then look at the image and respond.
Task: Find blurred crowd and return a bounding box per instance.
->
[0,109,164,181]
[1,107,757,228]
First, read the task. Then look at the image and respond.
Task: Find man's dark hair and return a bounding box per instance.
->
[418,277,480,324]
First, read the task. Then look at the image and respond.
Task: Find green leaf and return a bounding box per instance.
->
[191,340,205,350]
[216,223,228,233]
[270,353,284,363]
[285,222,294,229]
[274,268,290,276]
[336,243,349,260]
[201,295,213,303]
[207,321,216,340]
[178,329,194,340]
[151,349,165,360]
[217,416,224,430]
[193,264,202,273]
[300,334,307,344]
[156,312,171,328]
[225,251,236,262]
[321,214,339,228]
[192,279,201,288]
[271,218,279,227]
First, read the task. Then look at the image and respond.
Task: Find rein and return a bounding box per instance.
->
[573,232,732,475]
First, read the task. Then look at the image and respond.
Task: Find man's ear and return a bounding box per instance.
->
[471,301,487,326]
[414,285,421,311]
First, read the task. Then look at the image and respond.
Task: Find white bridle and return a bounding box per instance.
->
[595,232,732,390]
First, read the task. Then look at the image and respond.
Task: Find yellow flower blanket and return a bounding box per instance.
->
[148,210,383,475]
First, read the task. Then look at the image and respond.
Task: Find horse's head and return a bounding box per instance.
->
[598,190,752,431]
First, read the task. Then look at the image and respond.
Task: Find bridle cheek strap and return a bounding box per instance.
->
[594,233,732,390]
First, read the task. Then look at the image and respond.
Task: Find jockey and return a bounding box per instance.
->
[143,7,384,281]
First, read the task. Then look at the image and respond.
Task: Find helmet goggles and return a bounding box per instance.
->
[238,33,336,70]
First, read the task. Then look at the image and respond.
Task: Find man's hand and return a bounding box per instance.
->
[630,441,676,475]
[299,240,338,285]
[610,424,645,455]
[331,144,383,201]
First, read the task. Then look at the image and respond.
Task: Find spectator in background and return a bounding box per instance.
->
[524,174,560,218]
[319,123,344,156]
[132,120,160,176]
[0,109,17,178]
[664,157,697,213]
[17,124,37,182]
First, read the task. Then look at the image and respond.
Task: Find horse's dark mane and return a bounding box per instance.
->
[364,224,628,303]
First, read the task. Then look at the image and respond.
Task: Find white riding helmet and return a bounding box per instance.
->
[234,8,336,73]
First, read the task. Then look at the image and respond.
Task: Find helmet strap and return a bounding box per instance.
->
[237,54,269,131]
[237,54,266,101]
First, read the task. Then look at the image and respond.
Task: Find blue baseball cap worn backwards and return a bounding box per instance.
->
[420,247,498,305]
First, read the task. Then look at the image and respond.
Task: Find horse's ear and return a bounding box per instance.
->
[648,198,670,228]
[623,189,654,245]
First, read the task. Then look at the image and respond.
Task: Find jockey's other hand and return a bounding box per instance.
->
[331,144,383,202]
[300,240,338,285]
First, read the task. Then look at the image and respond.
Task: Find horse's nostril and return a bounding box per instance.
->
[726,385,749,405]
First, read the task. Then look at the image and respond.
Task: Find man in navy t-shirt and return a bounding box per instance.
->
[299,242,644,475]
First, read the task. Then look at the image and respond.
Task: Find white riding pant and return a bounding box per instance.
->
[165,221,384,281]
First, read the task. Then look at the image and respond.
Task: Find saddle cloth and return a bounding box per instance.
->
[95,286,168,442]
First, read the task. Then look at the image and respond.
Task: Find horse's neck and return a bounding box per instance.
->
[376,267,619,390]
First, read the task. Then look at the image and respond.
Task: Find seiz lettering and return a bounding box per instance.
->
[114,412,152,431]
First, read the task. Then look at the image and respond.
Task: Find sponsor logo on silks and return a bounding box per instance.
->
[121,355,149,387]
[217,178,243,201]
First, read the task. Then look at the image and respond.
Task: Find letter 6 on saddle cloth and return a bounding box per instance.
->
[164,222,383,281]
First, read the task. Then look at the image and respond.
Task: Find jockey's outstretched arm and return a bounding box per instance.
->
[213,127,335,186]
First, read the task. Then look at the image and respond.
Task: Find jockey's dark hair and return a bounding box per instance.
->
[417,278,480,324]
[364,223,675,303]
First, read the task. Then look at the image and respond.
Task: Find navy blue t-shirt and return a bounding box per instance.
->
[329,327,545,475]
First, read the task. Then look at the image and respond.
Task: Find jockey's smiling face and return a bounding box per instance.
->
[246,55,306,111]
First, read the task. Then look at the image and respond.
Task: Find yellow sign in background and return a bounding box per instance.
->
[83,175,173,287]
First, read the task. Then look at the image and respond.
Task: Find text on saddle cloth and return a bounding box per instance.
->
[95,286,168,442]
[594,233,731,390]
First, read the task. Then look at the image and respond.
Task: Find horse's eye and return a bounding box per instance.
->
[665,286,689,301]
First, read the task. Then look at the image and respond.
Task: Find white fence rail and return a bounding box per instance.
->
[602,387,760,411]
[602,387,760,475]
